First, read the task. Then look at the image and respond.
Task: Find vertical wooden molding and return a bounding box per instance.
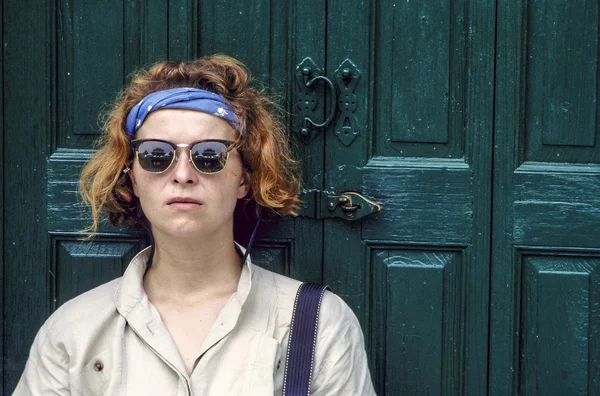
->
[197,0,214,56]
[287,0,326,286]
[323,0,370,340]
[462,0,495,394]
[124,0,167,71]
[168,0,197,60]
[0,0,5,389]
[490,2,524,394]
[3,0,53,392]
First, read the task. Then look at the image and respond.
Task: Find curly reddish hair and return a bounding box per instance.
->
[79,55,301,235]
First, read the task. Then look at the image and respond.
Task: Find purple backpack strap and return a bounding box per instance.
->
[282,282,331,396]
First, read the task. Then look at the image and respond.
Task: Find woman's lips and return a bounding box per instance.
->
[167,197,203,210]
[168,202,202,210]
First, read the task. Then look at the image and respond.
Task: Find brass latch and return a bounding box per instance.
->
[298,190,382,221]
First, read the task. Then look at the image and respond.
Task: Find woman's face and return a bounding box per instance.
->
[129,109,248,240]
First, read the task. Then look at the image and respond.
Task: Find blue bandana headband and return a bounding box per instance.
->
[125,87,242,138]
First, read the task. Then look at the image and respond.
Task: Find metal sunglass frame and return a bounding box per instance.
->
[130,138,236,174]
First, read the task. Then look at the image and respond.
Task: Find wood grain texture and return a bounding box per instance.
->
[374,0,466,158]
[287,0,327,283]
[362,160,473,243]
[526,0,598,148]
[514,166,600,247]
[47,149,146,236]
[327,1,495,394]
[523,0,600,164]
[0,0,4,390]
[492,1,600,395]
[3,0,53,392]
[371,249,464,396]
[519,254,600,395]
[250,242,292,277]
[168,0,197,60]
[56,0,131,150]
[198,1,274,76]
[389,0,451,143]
[462,2,496,392]
[53,238,144,308]
[490,1,524,393]
[124,0,168,70]
[324,0,371,340]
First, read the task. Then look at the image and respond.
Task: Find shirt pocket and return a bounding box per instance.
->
[71,349,112,396]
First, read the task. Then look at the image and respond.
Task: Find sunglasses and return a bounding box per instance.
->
[130,138,236,174]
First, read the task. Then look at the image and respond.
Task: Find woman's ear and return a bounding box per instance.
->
[128,167,140,197]
[237,170,251,199]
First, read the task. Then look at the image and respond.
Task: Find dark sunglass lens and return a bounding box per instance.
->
[137,141,175,172]
[191,142,228,173]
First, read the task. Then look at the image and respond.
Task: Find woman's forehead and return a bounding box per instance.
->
[135,109,238,140]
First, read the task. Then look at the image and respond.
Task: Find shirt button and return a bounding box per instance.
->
[94,360,104,372]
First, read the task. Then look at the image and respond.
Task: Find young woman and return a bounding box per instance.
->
[14,55,375,395]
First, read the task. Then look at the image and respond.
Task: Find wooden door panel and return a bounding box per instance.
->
[514,168,600,248]
[362,163,472,243]
[57,0,127,149]
[519,254,600,395]
[371,249,464,394]
[492,0,600,394]
[250,244,293,277]
[375,0,466,158]
[53,238,146,306]
[524,0,598,157]
[325,1,495,395]
[387,0,454,145]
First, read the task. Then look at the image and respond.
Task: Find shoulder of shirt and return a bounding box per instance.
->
[250,264,302,309]
[250,264,359,327]
[38,277,122,338]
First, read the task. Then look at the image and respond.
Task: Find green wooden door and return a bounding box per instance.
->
[491,1,600,395]
[319,1,494,394]
[2,1,599,395]
[2,1,327,393]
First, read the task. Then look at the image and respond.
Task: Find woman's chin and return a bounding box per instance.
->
[154,221,218,240]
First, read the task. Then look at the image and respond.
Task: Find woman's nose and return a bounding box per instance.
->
[171,148,198,184]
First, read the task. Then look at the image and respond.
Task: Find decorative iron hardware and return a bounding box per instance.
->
[299,189,381,221]
[295,58,338,141]
[333,59,361,146]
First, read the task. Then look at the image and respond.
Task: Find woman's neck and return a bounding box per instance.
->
[142,231,243,305]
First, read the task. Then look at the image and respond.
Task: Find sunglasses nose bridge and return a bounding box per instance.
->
[172,143,194,166]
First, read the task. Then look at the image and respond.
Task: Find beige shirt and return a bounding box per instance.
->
[14,247,376,395]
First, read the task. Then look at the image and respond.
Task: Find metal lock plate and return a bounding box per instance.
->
[299,190,381,221]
